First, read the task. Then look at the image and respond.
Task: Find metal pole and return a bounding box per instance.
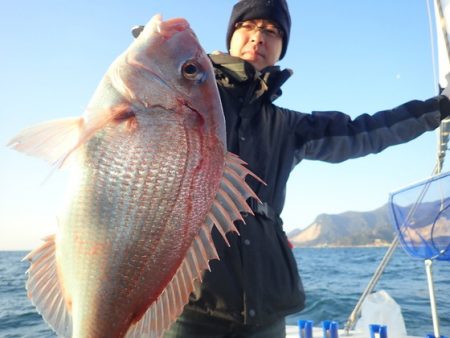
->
[435,0,450,62]
[435,0,450,172]
[343,235,399,334]
[425,259,441,338]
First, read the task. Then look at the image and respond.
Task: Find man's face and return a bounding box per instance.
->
[229,19,283,71]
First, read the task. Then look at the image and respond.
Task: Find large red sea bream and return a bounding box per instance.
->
[8,14,260,338]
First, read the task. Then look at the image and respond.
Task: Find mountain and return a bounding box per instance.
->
[288,204,395,247]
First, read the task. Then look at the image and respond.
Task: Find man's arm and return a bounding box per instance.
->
[293,95,450,163]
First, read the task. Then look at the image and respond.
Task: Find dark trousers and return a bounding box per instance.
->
[163,311,286,338]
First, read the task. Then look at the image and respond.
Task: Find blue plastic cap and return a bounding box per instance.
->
[330,321,339,338]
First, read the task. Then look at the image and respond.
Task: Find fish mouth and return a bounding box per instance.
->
[132,15,190,40]
[153,16,190,39]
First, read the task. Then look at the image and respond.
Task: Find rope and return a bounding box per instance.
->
[428,0,440,94]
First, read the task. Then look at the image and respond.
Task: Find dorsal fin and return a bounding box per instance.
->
[125,152,262,338]
[23,235,73,338]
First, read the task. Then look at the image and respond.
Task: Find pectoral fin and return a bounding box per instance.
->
[7,100,133,169]
[7,117,83,167]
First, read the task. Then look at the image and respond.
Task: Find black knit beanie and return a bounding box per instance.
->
[226,0,291,60]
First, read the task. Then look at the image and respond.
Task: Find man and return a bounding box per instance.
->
[154,0,450,337]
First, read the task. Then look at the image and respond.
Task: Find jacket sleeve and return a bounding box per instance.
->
[292,95,450,163]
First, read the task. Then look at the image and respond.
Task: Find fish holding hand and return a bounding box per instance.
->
[8,14,262,338]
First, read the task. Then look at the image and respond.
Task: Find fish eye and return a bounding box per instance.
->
[182,61,204,82]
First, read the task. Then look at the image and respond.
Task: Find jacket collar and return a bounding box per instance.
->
[209,53,292,102]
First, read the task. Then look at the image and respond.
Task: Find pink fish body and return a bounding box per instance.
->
[8,14,259,338]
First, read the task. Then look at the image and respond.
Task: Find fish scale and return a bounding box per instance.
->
[60,117,211,336]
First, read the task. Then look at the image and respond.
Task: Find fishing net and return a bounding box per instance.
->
[389,171,450,261]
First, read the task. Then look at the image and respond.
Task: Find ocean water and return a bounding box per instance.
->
[286,247,450,337]
[0,247,449,338]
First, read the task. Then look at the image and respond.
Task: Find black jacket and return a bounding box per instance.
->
[184,54,450,325]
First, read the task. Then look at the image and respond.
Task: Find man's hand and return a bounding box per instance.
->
[442,73,450,98]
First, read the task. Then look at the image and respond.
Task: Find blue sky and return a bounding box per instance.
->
[1,1,448,250]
